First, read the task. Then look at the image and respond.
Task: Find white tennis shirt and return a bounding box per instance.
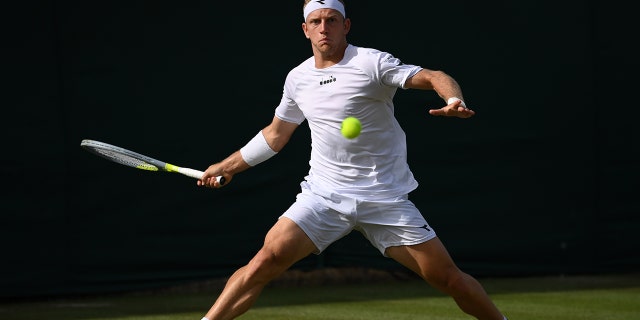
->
[275,44,423,200]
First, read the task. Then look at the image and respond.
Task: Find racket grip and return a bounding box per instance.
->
[179,168,225,185]
[179,168,206,179]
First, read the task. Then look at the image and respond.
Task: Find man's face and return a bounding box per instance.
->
[303,9,349,54]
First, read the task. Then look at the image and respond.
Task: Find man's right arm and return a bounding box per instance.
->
[198,116,298,188]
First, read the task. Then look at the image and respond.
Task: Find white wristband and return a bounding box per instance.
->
[201,318,209,320]
[447,97,466,108]
[240,131,278,166]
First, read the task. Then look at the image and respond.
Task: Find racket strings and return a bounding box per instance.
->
[90,148,158,171]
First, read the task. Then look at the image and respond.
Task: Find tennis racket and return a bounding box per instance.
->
[80,139,224,185]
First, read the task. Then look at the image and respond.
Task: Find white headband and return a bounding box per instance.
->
[303,0,346,21]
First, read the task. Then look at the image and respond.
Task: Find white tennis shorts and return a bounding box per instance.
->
[280,183,437,256]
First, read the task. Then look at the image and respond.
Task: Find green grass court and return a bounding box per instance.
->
[1,271,638,320]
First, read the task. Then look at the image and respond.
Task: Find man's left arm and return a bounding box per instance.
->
[405,69,475,118]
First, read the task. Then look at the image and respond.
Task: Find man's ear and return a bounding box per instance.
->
[343,18,351,34]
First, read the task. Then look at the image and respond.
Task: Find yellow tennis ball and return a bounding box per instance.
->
[341,116,361,139]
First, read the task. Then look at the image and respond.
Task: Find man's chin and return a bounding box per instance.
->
[316,43,334,51]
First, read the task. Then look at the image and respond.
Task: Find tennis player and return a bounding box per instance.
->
[198,1,508,319]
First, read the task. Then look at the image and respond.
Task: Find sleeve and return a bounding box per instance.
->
[378,51,423,89]
[274,71,306,124]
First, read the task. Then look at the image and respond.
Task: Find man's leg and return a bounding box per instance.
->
[204,217,317,320]
[386,237,506,320]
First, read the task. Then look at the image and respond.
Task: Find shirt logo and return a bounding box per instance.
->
[320,75,337,85]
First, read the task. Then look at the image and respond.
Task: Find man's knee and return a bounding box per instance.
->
[245,249,291,282]
[424,267,471,294]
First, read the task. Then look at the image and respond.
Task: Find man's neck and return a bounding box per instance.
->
[313,42,349,69]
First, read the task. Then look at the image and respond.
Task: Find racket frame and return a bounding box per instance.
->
[80,139,224,183]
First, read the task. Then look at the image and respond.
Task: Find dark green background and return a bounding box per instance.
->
[3,0,639,299]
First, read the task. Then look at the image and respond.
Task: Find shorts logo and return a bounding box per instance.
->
[419,224,431,232]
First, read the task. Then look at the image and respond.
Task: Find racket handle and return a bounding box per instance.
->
[176,167,205,179]
[178,168,225,185]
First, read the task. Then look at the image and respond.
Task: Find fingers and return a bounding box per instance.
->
[200,177,221,188]
[456,106,475,118]
[428,102,475,118]
[198,172,228,189]
[452,100,475,117]
[428,107,473,117]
